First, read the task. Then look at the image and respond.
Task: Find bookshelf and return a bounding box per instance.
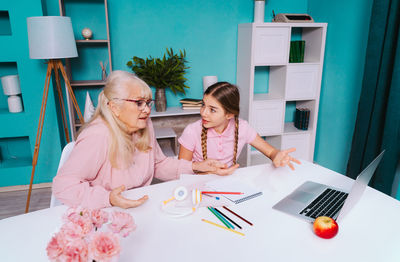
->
[236,23,327,166]
[58,0,112,139]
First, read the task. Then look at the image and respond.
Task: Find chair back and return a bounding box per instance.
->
[50,141,75,207]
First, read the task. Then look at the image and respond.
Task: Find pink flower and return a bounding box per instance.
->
[72,215,93,236]
[89,232,120,262]
[64,206,90,220]
[91,209,109,229]
[46,232,66,261]
[108,211,136,237]
[60,238,88,262]
[60,222,85,241]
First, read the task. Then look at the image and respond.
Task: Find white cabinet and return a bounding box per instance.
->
[285,64,319,100]
[254,27,290,65]
[252,100,284,135]
[281,133,311,160]
[237,23,327,166]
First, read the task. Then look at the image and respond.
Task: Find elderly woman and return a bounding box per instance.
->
[53,71,236,209]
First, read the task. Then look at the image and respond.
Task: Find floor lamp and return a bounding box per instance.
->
[25,16,84,213]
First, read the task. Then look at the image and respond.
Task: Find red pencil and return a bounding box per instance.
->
[201,191,243,195]
[223,206,253,226]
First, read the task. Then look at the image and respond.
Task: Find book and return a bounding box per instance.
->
[179,98,202,105]
[205,178,263,204]
[182,106,201,110]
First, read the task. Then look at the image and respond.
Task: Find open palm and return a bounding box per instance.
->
[272,148,301,170]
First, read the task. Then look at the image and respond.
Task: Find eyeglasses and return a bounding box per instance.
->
[111,98,154,111]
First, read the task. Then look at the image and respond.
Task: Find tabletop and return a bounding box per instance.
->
[1,160,400,262]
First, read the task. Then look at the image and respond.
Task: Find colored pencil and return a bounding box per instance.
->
[223,206,253,226]
[201,219,245,236]
[202,193,220,200]
[207,207,233,229]
[211,207,234,229]
[202,191,243,195]
[214,207,242,229]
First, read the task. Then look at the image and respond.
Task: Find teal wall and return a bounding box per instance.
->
[0,0,62,186]
[0,0,377,187]
[308,0,374,173]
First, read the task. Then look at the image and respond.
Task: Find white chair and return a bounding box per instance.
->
[50,141,75,208]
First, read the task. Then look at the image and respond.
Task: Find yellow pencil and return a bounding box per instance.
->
[201,219,245,236]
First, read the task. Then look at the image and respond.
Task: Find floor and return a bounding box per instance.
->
[0,187,51,220]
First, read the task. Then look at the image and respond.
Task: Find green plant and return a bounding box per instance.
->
[126,48,190,94]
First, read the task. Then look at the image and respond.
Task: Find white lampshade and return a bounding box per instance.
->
[27,16,78,59]
[1,75,21,95]
[202,76,218,92]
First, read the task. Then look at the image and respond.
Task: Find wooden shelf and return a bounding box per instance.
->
[150,106,200,118]
[70,80,105,87]
[283,122,310,135]
[76,39,109,44]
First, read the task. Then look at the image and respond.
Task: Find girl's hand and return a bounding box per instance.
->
[271,148,301,170]
[109,185,149,209]
[192,159,239,176]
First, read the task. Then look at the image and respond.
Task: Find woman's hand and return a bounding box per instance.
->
[109,185,149,209]
[192,159,239,176]
[271,148,301,170]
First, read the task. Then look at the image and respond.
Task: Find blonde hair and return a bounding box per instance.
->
[201,82,240,165]
[79,70,152,169]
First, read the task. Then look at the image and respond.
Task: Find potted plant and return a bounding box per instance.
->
[126,48,190,112]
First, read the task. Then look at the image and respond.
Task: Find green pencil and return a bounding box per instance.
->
[207,207,233,229]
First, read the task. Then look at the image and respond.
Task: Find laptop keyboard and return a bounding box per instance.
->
[300,188,348,219]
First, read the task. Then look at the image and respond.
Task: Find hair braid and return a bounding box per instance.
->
[201,125,208,160]
[233,116,239,165]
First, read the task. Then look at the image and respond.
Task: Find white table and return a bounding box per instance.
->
[1,161,400,262]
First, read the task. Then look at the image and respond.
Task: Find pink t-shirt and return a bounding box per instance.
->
[52,118,193,209]
[178,118,257,166]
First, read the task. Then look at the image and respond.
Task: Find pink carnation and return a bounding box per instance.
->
[72,215,93,236]
[63,207,91,223]
[60,222,85,241]
[46,232,66,261]
[108,211,136,237]
[91,209,109,229]
[60,238,88,262]
[89,232,120,262]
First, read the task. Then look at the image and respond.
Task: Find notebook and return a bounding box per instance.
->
[205,178,263,204]
[272,150,384,222]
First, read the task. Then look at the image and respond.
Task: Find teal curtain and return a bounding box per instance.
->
[346,0,400,195]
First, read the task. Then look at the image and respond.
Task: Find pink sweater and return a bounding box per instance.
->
[52,118,193,209]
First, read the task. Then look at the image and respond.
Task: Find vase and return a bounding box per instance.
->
[155,88,167,112]
[254,0,265,23]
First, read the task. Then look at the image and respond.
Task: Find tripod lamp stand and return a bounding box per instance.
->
[25,16,84,213]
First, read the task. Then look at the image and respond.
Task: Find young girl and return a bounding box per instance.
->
[178,82,300,171]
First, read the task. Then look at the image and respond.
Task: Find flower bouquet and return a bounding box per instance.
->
[46,207,136,262]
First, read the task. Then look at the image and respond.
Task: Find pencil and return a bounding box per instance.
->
[214,207,242,229]
[207,207,233,229]
[201,219,245,236]
[202,191,243,195]
[202,193,220,200]
[223,206,253,226]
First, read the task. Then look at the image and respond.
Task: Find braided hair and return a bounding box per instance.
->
[201,82,240,165]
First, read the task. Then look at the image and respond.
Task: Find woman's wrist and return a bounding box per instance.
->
[269,148,279,161]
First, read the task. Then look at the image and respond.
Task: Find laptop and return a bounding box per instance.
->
[272,151,384,223]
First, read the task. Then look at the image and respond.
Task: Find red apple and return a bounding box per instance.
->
[313,216,339,239]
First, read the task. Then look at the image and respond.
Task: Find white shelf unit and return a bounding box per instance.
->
[236,23,327,166]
